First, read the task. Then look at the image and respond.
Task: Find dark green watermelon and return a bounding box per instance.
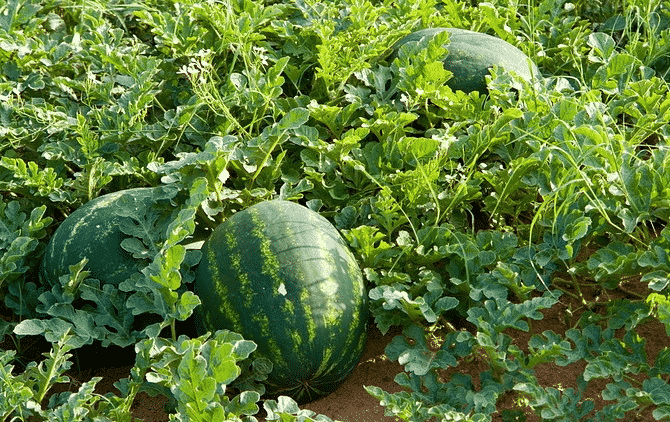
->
[40,187,175,288]
[193,200,368,404]
[393,27,541,94]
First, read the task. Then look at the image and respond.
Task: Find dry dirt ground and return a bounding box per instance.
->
[4,280,667,422]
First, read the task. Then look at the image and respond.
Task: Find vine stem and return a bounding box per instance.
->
[551,283,580,300]
[616,284,646,300]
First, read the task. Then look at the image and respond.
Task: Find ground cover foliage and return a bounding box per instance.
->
[1,0,670,420]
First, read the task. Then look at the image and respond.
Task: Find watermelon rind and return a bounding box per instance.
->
[40,187,176,288]
[393,27,541,94]
[193,200,368,404]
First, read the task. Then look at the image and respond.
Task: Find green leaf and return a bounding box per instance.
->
[120,237,149,259]
[586,241,638,281]
[643,377,670,405]
[264,396,301,419]
[587,32,616,62]
[526,330,573,368]
[652,347,670,376]
[386,325,462,376]
[584,330,648,382]
[176,291,200,321]
[344,225,397,267]
[515,380,594,421]
[79,282,136,347]
[562,216,591,242]
[264,395,337,421]
[642,270,670,291]
[13,319,46,336]
[274,107,310,133]
[467,293,558,336]
[653,405,670,421]
[369,284,441,325]
[0,200,52,285]
[227,390,260,417]
[177,352,209,391]
[42,378,101,422]
[647,293,670,335]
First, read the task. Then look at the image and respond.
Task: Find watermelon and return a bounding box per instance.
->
[393,27,541,94]
[193,200,368,404]
[40,187,175,288]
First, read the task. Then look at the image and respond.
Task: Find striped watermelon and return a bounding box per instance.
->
[40,187,175,288]
[393,27,541,94]
[193,200,368,404]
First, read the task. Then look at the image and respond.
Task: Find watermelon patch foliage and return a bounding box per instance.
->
[1,0,670,420]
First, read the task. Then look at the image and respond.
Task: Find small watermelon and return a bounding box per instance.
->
[393,27,541,94]
[40,187,176,288]
[193,200,368,404]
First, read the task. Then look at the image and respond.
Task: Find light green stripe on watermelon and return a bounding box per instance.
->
[338,253,367,358]
[283,292,296,315]
[313,345,335,378]
[310,210,345,332]
[289,329,302,349]
[219,227,245,333]
[299,279,317,346]
[249,207,281,284]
